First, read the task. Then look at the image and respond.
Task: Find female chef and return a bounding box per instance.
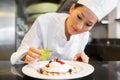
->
[10,0,118,64]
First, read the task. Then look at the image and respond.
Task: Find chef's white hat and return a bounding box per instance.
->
[77,0,119,21]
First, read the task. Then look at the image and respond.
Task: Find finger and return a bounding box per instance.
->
[73,57,77,61]
[82,58,89,63]
[74,57,82,61]
[27,50,41,59]
[81,54,89,63]
[25,55,35,63]
[29,46,43,55]
[73,53,81,61]
[73,53,89,63]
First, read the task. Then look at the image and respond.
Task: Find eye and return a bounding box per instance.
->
[77,15,82,20]
[85,21,93,27]
[85,23,92,27]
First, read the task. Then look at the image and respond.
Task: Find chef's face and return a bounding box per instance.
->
[66,3,98,35]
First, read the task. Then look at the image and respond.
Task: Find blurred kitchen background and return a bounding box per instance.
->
[0,0,120,61]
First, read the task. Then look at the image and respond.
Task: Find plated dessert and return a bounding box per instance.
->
[37,57,79,76]
[22,56,94,79]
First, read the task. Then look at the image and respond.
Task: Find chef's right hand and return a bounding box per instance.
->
[21,46,44,63]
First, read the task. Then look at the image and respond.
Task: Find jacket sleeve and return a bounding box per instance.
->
[10,17,43,64]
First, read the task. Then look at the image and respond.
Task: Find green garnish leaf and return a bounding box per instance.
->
[41,48,53,60]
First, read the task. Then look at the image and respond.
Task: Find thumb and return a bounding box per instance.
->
[73,56,77,61]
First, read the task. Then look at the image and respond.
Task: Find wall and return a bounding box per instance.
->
[90,24,108,38]
[0,0,15,60]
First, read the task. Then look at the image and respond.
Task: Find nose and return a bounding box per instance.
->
[76,22,84,31]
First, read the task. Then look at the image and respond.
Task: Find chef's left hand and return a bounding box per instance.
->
[73,52,89,63]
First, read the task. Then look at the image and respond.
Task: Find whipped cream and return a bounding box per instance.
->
[45,61,71,73]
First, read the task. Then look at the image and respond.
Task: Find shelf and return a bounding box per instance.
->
[100,20,109,24]
[115,19,120,21]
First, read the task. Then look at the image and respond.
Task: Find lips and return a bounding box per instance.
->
[72,26,79,33]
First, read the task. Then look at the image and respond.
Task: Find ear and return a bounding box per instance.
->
[69,3,76,14]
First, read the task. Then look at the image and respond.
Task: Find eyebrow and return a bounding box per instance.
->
[81,12,94,24]
[81,12,85,18]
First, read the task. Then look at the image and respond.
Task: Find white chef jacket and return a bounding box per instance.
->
[10,13,90,64]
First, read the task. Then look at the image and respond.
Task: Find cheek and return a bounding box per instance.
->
[77,27,92,33]
[83,27,93,32]
[69,15,77,24]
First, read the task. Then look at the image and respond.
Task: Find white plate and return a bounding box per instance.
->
[22,61,94,80]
